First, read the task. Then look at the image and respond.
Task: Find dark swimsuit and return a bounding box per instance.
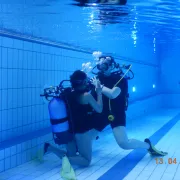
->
[67,91,95,134]
[92,73,129,131]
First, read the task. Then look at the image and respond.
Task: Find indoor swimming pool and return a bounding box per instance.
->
[0,0,180,179]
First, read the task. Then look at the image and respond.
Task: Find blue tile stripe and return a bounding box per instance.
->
[0,30,93,54]
[98,113,180,180]
[0,127,51,150]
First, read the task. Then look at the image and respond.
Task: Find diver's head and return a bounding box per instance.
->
[70,70,92,93]
[97,56,115,76]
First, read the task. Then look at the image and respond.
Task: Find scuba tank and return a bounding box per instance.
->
[40,83,73,145]
[48,96,73,145]
[48,97,69,133]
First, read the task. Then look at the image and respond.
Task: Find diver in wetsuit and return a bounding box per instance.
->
[44,70,103,166]
[92,55,168,156]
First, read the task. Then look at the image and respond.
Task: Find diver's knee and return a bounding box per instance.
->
[117,141,129,150]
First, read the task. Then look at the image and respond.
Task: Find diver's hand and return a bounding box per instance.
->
[91,77,101,87]
[91,77,102,94]
[90,77,97,87]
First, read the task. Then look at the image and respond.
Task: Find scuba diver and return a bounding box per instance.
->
[43,70,103,167]
[91,55,168,156]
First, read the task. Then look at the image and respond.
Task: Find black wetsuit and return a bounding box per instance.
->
[92,72,129,131]
[67,91,95,134]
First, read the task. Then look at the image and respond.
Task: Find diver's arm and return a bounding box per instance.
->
[101,86,121,99]
[86,91,103,113]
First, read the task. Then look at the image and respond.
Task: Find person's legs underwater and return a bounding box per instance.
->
[112,126,168,156]
[66,139,77,157]
[68,129,98,166]
[44,129,99,167]
[112,126,149,149]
